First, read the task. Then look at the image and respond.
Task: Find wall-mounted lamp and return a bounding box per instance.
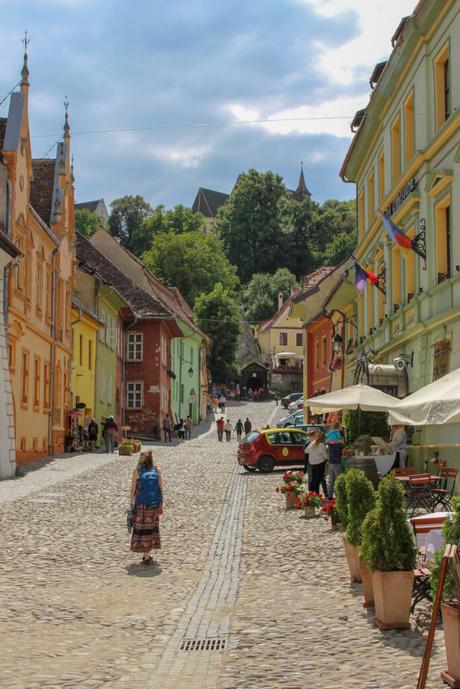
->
[188,367,194,378]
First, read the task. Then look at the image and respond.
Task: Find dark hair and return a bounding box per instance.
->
[138,450,154,471]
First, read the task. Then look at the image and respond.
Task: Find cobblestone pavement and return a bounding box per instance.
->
[0,401,449,689]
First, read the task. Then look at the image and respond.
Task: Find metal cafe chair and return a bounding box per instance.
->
[406,474,435,517]
[410,514,449,613]
[428,468,458,512]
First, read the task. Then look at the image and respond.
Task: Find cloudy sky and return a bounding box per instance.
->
[0,0,416,210]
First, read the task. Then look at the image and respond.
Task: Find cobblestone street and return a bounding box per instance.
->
[0,400,448,689]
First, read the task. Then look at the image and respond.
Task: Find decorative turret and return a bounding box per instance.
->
[20,30,30,89]
[293,162,311,202]
[63,96,70,139]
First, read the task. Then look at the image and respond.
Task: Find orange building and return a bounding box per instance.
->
[1,48,75,464]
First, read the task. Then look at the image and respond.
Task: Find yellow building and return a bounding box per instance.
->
[1,48,75,463]
[71,299,102,426]
[255,295,304,368]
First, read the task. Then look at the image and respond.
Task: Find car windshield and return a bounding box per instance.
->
[241,431,260,444]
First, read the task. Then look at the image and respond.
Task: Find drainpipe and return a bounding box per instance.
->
[48,247,59,456]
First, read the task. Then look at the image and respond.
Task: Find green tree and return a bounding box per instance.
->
[127,204,206,257]
[194,283,240,383]
[142,231,238,308]
[215,169,289,283]
[285,197,321,278]
[316,199,355,251]
[242,268,297,322]
[75,209,104,238]
[324,230,357,266]
[109,195,152,253]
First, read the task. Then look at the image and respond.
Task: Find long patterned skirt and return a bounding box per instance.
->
[130,504,161,553]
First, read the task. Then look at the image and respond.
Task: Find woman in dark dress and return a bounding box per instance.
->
[130,451,164,565]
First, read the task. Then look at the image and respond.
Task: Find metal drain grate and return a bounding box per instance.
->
[180,637,227,652]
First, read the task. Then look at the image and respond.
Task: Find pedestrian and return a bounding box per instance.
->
[235,418,244,442]
[225,419,232,442]
[253,388,259,402]
[220,395,226,413]
[103,415,118,453]
[185,415,193,440]
[235,384,240,401]
[162,414,172,443]
[216,416,225,442]
[273,390,279,406]
[243,417,252,435]
[326,421,344,500]
[87,418,98,451]
[391,424,407,468]
[307,430,328,495]
[178,418,186,441]
[212,396,219,413]
[130,450,163,565]
[247,387,253,401]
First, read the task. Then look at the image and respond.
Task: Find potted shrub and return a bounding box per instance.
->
[345,469,376,607]
[275,470,304,509]
[118,441,133,456]
[361,473,417,630]
[335,472,361,582]
[295,491,323,518]
[430,497,460,687]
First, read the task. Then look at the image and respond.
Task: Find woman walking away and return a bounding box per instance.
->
[104,415,118,453]
[88,419,98,451]
[185,415,193,440]
[235,418,243,442]
[225,419,232,442]
[130,451,163,565]
[244,417,252,435]
[308,430,328,495]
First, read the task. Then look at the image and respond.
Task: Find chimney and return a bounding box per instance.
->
[278,292,283,310]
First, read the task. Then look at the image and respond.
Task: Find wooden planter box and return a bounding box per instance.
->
[343,536,362,582]
[118,445,132,456]
[372,570,414,630]
[441,602,460,687]
[359,558,374,608]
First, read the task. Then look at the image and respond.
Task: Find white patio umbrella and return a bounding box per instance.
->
[305,384,398,414]
[389,367,460,425]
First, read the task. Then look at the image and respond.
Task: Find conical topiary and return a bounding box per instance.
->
[335,472,349,529]
[361,472,416,572]
[345,469,376,547]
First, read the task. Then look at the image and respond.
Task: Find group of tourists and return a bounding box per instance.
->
[83,415,119,453]
[216,416,252,442]
[211,394,227,413]
[161,414,193,442]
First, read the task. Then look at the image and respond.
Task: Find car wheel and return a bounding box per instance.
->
[243,464,256,472]
[257,455,275,473]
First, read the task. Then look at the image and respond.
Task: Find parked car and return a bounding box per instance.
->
[237,427,309,473]
[280,392,302,409]
[288,397,303,412]
[278,409,304,427]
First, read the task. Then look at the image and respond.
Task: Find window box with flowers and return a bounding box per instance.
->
[275,470,305,509]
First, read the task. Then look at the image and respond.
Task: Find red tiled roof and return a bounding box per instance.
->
[302,266,336,290]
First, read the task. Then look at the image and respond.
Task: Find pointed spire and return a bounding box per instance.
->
[293,162,311,202]
[20,30,30,88]
[63,96,70,138]
[71,156,75,184]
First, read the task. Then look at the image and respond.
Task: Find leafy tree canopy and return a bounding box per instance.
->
[109,195,153,253]
[242,268,297,322]
[142,231,239,308]
[193,283,240,384]
[75,209,105,238]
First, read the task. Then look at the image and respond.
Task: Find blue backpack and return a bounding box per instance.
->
[136,468,162,506]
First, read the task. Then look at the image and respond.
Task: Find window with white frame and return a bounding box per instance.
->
[127,382,142,409]
[99,311,106,343]
[127,333,143,361]
[100,370,106,403]
[107,373,113,404]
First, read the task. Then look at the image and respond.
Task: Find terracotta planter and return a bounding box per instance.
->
[304,505,316,519]
[359,558,374,608]
[372,570,414,630]
[284,491,297,509]
[343,536,362,582]
[440,603,460,687]
[118,446,132,456]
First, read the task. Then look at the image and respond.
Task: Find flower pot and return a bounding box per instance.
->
[372,570,414,630]
[285,492,297,509]
[440,603,460,687]
[343,536,362,582]
[359,558,374,608]
[119,446,132,456]
[304,505,316,519]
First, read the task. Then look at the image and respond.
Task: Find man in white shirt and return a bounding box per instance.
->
[391,424,407,468]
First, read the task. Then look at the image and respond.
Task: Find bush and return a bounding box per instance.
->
[335,473,349,529]
[345,469,376,547]
[430,496,460,601]
[360,473,416,572]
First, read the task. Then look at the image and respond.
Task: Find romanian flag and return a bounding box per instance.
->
[380,212,413,249]
[354,260,377,291]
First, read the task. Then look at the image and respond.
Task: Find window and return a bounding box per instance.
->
[279,332,288,346]
[36,262,43,314]
[16,237,24,291]
[358,190,365,238]
[367,170,375,224]
[322,336,327,365]
[435,43,450,128]
[127,333,143,361]
[79,334,83,366]
[25,247,32,302]
[127,382,142,409]
[392,246,401,311]
[65,288,71,334]
[54,365,62,425]
[404,92,415,164]
[378,150,385,204]
[21,350,29,404]
[107,373,113,405]
[110,317,116,350]
[358,292,364,338]
[33,357,40,407]
[88,340,93,370]
[436,201,451,283]
[367,281,374,333]
[315,341,320,368]
[100,370,106,403]
[45,267,52,320]
[296,333,303,347]
[8,341,16,370]
[391,114,401,183]
[56,278,63,339]
[43,362,50,409]
[406,240,416,302]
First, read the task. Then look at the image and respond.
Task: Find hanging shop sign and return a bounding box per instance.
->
[384,178,416,217]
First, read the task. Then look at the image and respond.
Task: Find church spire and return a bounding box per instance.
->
[63,96,70,138]
[293,162,311,201]
[20,30,30,89]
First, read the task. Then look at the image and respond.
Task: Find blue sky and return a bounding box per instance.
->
[0,0,416,210]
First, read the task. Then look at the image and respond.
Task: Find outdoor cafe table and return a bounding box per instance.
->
[396,474,443,515]
[395,475,442,484]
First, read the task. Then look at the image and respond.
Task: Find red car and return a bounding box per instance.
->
[237,427,309,473]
